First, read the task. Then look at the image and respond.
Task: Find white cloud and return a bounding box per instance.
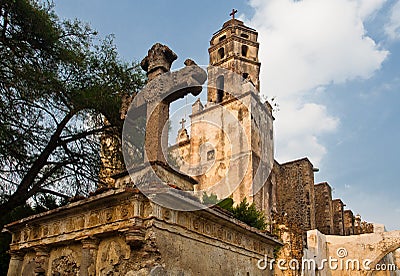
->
[274,101,339,164]
[357,0,386,20]
[246,0,388,165]
[385,0,400,39]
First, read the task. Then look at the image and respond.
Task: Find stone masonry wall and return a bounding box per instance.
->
[332,199,345,236]
[344,209,354,236]
[275,158,316,232]
[314,182,334,235]
[272,158,317,276]
[5,188,281,276]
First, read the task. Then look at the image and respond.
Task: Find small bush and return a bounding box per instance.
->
[231,198,266,230]
[202,192,219,205]
[201,193,266,230]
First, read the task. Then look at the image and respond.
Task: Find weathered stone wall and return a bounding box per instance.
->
[275,158,316,232]
[343,209,354,236]
[314,182,334,235]
[153,208,278,275]
[394,249,400,272]
[250,95,275,221]
[253,160,278,227]
[374,252,399,276]
[303,229,332,276]
[305,229,400,276]
[5,188,281,275]
[269,158,318,276]
[362,221,375,234]
[169,90,274,218]
[272,218,304,276]
[48,244,82,275]
[184,94,254,204]
[332,199,345,235]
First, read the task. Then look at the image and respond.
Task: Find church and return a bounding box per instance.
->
[5,13,399,276]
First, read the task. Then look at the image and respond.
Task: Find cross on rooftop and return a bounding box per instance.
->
[180,118,186,129]
[230,9,238,20]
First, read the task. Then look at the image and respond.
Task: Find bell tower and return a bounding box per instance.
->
[208,10,261,103]
[171,12,274,217]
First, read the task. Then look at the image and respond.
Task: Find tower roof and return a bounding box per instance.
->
[212,18,257,37]
[210,18,259,51]
[223,18,244,28]
[222,18,256,30]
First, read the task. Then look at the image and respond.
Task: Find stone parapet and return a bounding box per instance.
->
[4,188,282,275]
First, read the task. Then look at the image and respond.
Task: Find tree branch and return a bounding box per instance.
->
[38,188,69,199]
[0,111,75,214]
[58,125,114,145]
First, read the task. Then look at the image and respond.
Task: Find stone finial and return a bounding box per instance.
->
[192,98,203,114]
[184,59,197,66]
[140,43,177,82]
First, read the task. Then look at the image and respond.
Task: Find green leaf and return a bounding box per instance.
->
[217,197,234,211]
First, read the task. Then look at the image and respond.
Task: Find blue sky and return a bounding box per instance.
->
[54,0,399,230]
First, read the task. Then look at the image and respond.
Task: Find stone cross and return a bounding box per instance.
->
[230,9,238,20]
[180,118,186,130]
[126,43,206,165]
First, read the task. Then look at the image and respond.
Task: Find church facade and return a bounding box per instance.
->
[168,17,373,239]
[5,15,393,276]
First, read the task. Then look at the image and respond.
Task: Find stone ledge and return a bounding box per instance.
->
[4,188,138,230]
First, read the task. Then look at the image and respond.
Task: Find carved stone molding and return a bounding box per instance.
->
[151,209,276,256]
[6,191,143,251]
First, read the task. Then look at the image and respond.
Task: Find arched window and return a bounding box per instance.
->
[219,35,226,42]
[241,33,249,39]
[216,75,224,103]
[218,47,225,60]
[241,45,248,57]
